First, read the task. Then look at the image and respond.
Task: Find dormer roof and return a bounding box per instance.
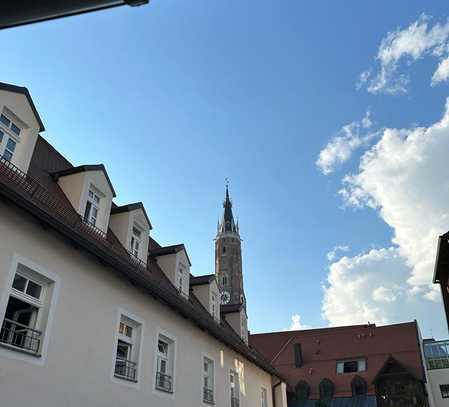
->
[150,243,192,266]
[221,303,244,314]
[111,202,152,230]
[51,164,116,197]
[0,81,45,132]
[190,274,216,286]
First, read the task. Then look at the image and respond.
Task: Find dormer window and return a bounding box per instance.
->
[0,113,20,162]
[130,226,142,257]
[177,266,184,292]
[84,188,100,226]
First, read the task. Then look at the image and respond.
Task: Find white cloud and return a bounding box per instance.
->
[360,14,449,94]
[432,56,449,85]
[287,314,312,331]
[316,111,377,175]
[323,99,449,336]
[327,245,350,261]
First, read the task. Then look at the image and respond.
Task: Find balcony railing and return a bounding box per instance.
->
[203,387,214,404]
[231,397,240,407]
[0,318,42,354]
[156,371,173,393]
[424,340,449,370]
[0,157,147,274]
[114,358,137,381]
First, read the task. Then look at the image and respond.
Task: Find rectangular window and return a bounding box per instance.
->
[261,387,268,407]
[230,370,240,407]
[293,343,303,367]
[0,113,21,162]
[155,334,174,393]
[336,358,366,374]
[0,264,53,355]
[441,384,449,399]
[210,292,217,318]
[83,189,100,227]
[177,264,186,295]
[130,226,142,257]
[203,357,215,404]
[114,315,141,382]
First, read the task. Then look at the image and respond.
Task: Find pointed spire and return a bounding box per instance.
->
[219,179,238,235]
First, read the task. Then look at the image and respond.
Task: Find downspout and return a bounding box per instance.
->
[272,377,283,407]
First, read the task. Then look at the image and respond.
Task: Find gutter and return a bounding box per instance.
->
[272,378,283,407]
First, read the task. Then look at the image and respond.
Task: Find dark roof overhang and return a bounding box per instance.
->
[190,274,216,286]
[52,164,116,197]
[0,0,148,30]
[151,244,192,267]
[111,202,152,230]
[433,232,449,284]
[0,82,45,132]
[221,303,244,314]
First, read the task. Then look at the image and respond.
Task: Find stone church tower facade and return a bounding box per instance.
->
[215,185,246,307]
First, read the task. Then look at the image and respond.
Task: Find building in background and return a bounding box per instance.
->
[433,233,449,331]
[0,81,287,407]
[423,339,449,407]
[250,322,429,407]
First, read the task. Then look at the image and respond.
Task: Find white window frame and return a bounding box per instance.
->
[202,354,216,405]
[130,223,143,257]
[261,387,268,407]
[336,358,366,374]
[0,254,60,366]
[0,111,21,162]
[153,328,177,398]
[83,187,101,227]
[111,308,144,388]
[177,263,187,295]
[230,369,240,407]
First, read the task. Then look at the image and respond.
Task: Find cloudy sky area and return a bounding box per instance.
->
[2,1,448,338]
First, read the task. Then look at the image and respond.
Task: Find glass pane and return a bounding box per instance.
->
[125,325,133,338]
[3,150,12,161]
[158,340,168,355]
[26,280,42,299]
[117,340,130,359]
[10,123,20,136]
[0,130,3,143]
[6,138,16,152]
[0,114,10,127]
[133,227,142,237]
[12,274,27,292]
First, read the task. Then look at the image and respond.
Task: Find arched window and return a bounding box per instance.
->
[319,378,334,403]
[295,380,310,402]
[351,375,367,396]
[222,246,226,254]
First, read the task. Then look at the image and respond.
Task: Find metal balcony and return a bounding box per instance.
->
[156,371,173,393]
[0,318,41,354]
[424,340,449,370]
[203,387,214,404]
[114,357,137,381]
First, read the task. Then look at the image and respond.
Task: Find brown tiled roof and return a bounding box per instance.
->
[0,135,282,380]
[190,274,215,286]
[249,322,424,397]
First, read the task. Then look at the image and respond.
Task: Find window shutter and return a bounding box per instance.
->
[293,343,303,367]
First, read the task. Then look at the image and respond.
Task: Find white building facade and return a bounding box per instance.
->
[0,82,287,407]
[423,339,449,407]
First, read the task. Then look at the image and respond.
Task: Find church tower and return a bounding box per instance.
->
[215,184,246,306]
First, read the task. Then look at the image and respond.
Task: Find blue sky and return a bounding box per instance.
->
[2,0,448,338]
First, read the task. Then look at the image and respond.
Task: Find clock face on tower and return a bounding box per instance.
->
[221,291,231,304]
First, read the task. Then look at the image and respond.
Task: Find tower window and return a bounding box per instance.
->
[222,246,226,254]
[222,275,228,285]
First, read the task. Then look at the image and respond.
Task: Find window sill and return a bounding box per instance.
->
[0,342,41,357]
[155,386,174,394]
[114,373,138,383]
